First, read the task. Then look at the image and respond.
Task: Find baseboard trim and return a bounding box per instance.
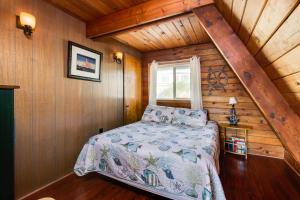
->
[18,172,74,200]
[247,152,283,159]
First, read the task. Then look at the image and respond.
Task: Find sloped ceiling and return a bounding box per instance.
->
[46,0,300,116]
[214,0,300,117]
[114,0,300,118]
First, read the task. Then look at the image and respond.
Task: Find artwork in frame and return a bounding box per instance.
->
[67,41,102,82]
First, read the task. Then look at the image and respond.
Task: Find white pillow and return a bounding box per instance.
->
[172,107,208,127]
[141,105,175,123]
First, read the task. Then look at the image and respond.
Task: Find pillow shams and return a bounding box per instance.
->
[141,105,175,123]
[172,107,207,127]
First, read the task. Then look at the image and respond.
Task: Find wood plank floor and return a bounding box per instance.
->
[23,154,300,200]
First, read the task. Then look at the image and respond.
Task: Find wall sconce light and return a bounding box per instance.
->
[16,12,36,38]
[113,52,123,64]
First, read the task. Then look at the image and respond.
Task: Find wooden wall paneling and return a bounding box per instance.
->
[248,143,285,158]
[14,0,34,196]
[193,5,300,163]
[102,48,111,130]
[33,0,58,187]
[61,10,82,177]
[0,0,15,29]
[246,0,298,55]
[54,8,67,178]
[0,0,143,197]
[91,36,104,134]
[255,4,300,67]
[238,0,267,44]
[117,53,124,126]
[264,45,300,80]
[142,43,284,158]
[229,0,247,33]
[0,30,15,85]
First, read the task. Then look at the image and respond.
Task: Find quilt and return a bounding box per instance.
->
[74,121,225,200]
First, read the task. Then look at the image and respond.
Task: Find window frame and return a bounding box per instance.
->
[156,62,191,101]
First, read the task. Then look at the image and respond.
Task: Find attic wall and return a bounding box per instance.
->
[216,0,300,116]
[142,43,285,159]
[0,0,141,198]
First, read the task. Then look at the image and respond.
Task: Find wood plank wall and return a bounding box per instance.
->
[0,0,141,198]
[215,0,300,115]
[142,43,284,159]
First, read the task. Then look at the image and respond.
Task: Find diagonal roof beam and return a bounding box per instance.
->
[87,0,214,39]
[193,5,300,163]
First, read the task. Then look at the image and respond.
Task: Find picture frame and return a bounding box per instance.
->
[67,41,102,82]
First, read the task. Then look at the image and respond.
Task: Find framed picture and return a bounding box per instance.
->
[67,41,102,82]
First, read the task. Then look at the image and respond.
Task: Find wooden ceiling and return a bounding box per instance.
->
[214,0,300,116]
[114,14,210,52]
[45,0,148,21]
[46,0,300,116]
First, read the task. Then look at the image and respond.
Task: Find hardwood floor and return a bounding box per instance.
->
[22,154,300,200]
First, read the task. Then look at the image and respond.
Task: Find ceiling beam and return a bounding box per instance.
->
[87,0,214,39]
[96,12,195,39]
[193,5,300,164]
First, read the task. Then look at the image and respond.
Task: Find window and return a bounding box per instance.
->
[156,64,190,99]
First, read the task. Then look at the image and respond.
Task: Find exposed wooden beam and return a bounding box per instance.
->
[96,13,195,39]
[193,5,300,163]
[87,0,214,38]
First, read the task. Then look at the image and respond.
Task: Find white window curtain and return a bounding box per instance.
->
[149,60,158,105]
[190,56,203,109]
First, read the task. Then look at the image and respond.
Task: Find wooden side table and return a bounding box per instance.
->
[220,124,252,159]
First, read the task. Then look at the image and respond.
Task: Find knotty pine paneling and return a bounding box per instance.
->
[216,0,300,116]
[142,43,284,159]
[0,0,141,198]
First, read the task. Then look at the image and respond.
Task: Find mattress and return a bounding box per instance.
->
[74,121,225,200]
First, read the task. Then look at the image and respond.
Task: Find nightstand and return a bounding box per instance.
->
[220,124,252,159]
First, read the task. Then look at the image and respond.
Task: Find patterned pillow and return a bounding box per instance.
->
[141,105,175,123]
[172,108,208,127]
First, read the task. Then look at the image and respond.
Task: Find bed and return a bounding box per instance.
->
[74,106,225,200]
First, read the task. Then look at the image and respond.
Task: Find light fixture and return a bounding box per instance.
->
[113,52,123,64]
[16,12,36,38]
[229,97,237,105]
[228,97,239,126]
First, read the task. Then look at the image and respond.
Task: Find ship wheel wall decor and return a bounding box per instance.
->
[207,66,228,92]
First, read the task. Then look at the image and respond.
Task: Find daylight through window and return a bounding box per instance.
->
[156,64,190,99]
